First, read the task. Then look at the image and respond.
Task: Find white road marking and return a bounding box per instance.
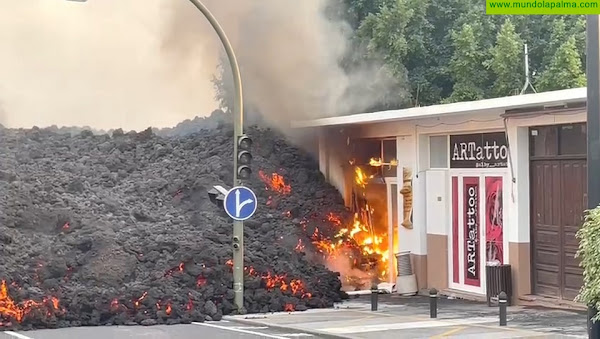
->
[3,331,34,339]
[192,322,288,339]
[322,317,498,334]
[231,326,270,330]
[278,334,314,337]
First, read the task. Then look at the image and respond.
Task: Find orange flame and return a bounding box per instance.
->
[0,280,59,322]
[284,303,295,312]
[354,167,373,188]
[165,302,172,316]
[258,170,291,195]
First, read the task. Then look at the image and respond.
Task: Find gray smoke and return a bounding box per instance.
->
[0,0,403,131]
[162,0,404,130]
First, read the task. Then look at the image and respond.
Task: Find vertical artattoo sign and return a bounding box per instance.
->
[463,177,480,287]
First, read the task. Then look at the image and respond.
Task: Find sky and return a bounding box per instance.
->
[0,0,218,131]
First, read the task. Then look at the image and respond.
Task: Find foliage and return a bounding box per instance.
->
[489,20,524,97]
[445,23,488,103]
[536,36,586,92]
[576,206,600,320]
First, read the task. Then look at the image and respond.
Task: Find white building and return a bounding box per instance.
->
[293,87,588,303]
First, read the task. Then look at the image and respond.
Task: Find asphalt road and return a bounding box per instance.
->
[0,320,319,339]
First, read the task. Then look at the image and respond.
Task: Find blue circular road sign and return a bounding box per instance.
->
[223,186,258,221]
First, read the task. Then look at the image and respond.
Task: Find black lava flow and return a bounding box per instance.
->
[0,117,351,330]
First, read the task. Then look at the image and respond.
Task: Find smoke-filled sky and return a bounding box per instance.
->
[0,0,396,131]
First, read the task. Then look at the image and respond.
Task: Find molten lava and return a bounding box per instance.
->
[258,170,291,195]
[0,280,60,323]
[224,260,312,299]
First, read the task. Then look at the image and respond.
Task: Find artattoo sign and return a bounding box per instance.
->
[463,177,480,287]
[450,132,508,169]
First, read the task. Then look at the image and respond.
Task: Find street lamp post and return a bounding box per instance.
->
[66,0,246,313]
[586,14,600,339]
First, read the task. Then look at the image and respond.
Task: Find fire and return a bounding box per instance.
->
[0,280,60,323]
[310,165,398,283]
[354,167,373,188]
[258,170,291,195]
[284,303,294,312]
[165,302,172,316]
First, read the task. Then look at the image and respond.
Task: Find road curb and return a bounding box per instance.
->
[222,315,349,339]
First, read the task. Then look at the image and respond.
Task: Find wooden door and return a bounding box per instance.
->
[530,159,586,300]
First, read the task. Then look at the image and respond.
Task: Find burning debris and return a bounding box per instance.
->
[0,123,349,329]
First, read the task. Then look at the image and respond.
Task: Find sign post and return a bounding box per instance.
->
[586,14,600,339]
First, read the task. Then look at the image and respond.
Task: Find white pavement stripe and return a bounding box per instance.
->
[322,317,498,334]
[192,322,289,339]
[278,334,314,337]
[231,326,270,330]
[3,332,33,339]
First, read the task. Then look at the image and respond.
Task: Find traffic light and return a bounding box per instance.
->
[207,185,229,210]
[237,134,252,180]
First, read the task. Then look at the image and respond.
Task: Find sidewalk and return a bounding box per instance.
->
[224,295,587,338]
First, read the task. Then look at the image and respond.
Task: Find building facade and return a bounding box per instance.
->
[294,87,588,303]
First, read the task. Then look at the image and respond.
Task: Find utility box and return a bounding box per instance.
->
[395,251,417,296]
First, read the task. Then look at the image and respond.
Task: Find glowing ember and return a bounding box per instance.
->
[164,262,185,277]
[225,262,312,298]
[295,239,305,252]
[258,170,291,195]
[110,298,120,312]
[283,210,292,218]
[62,222,70,230]
[133,292,147,308]
[196,276,207,287]
[186,298,193,311]
[284,303,295,312]
[165,302,172,316]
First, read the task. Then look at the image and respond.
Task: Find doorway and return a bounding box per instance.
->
[529,123,587,300]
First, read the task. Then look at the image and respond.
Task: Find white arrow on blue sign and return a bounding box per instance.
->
[223,186,258,221]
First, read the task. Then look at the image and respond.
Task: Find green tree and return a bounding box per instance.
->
[536,36,586,92]
[357,0,412,79]
[489,20,524,97]
[542,18,568,68]
[445,23,489,102]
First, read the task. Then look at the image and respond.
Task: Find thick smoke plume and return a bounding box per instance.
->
[163,0,402,129]
[0,0,401,131]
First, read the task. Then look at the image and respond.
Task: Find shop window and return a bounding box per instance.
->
[429,135,448,168]
[382,139,397,177]
[530,126,558,157]
[530,123,586,157]
[559,123,586,156]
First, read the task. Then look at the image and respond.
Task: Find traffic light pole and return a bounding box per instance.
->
[586,14,600,339]
[187,0,245,313]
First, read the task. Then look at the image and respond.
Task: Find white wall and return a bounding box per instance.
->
[425,170,448,236]
[397,135,427,255]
